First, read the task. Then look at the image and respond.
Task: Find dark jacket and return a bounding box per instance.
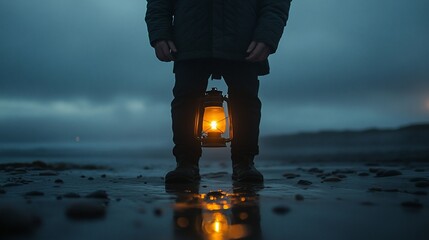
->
[145,0,292,75]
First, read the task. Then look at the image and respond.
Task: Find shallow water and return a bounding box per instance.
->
[1,157,428,240]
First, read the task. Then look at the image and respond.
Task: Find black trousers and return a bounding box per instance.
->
[172,58,262,161]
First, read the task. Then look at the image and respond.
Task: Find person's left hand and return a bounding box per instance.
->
[245,41,271,62]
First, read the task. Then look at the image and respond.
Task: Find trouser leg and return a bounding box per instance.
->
[171,60,211,162]
[221,61,262,158]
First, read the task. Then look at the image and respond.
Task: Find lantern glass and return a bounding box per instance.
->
[202,106,227,134]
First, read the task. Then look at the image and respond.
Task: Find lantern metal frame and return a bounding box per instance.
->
[194,88,233,147]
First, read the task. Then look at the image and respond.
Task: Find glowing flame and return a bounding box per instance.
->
[210,121,218,130]
[214,221,221,233]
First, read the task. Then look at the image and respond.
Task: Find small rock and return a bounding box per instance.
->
[0,189,5,194]
[54,179,64,184]
[295,194,304,201]
[336,174,347,179]
[414,169,425,172]
[368,187,382,192]
[66,202,106,220]
[272,206,290,215]
[24,191,44,197]
[376,170,402,177]
[322,177,342,183]
[358,172,369,176]
[87,177,94,181]
[415,181,429,188]
[101,174,106,178]
[0,206,41,235]
[56,196,62,200]
[383,188,399,192]
[401,201,423,209]
[116,198,121,202]
[137,175,142,179]
[154,208,163,216]
[63,192,81,198]
[317,173,331,178]
[282,173,300,179]
[409,177,428,182]
[39,171,58,176]
[297,180,312,186]
[80,175,86,178]
[86,190,108,199]
[369,168,382,173]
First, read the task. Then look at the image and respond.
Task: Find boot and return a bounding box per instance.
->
[165,157,201,184]
[232,155,264,182]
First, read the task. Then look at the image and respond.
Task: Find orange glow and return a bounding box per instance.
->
[202,106,227,133]
[202,212,229,238]
[229,224,248,239]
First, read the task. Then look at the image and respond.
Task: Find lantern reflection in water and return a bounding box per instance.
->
[169,187,261,240]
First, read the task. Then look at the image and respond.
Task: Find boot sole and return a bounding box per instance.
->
[165,173,201,184]
[232,174,264,183]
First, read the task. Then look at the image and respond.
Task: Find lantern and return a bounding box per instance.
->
[195,88,233,147]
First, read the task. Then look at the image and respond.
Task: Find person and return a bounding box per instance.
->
[145,0,292,183]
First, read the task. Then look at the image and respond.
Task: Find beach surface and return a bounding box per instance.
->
[0,154,428,240]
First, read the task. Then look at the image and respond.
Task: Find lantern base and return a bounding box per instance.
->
[201,132,227,148]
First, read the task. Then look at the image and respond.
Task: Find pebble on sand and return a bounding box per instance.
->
[295,194,304,201]
[409,177,428,182]
[54,179,64,184]
[63,193,81,198]
[282,173,300,179]
[86,190,108,199]
[375,170,402,177]
[39,171,58,176]
[322,177,342,183]
[66,202,106,220]
[401,201,423,209]
[297,180,312,186]
[415,181,429,188]
[0,206,41,236]
[154,208,163,217]
[24,191,44,197]
[272,206,290,215]
[368,187,382,192]
[411,191,427,196]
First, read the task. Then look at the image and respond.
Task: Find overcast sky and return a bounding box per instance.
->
[1,0,428,144]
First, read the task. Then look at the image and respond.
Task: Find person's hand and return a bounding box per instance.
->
[154,40,177,62]
[245,41,271,62]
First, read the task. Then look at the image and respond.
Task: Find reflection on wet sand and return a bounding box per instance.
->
[165,183,263,240]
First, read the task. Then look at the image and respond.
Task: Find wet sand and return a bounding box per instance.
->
[0,158,428,240]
